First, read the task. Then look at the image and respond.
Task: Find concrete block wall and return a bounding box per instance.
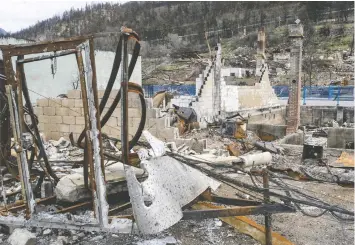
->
[34,89,179,142]
[192,62,216,127]
[299,106,354,126]
[237,84,279,109]
[245,107,286,125]
[327,128,354,149]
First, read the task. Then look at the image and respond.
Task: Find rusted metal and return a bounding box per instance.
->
[4,196,56,213]
[17,57,59,183]
[121,33,129,167]
[83,40,109,228]
[183,203,294,220]
[227,142,241,156]
[0,59,10,172]
[6,85,35,218]
[16,49,77,64]
[0,38,85,56]
[88,38,106,178]
[209,195,262,206]
[263,170,272,245]
[108,202,132,215]
[192,202,296,245]
[199,188,262,206]
[15,56,26,133]
[56,201,92,214]
[75,49,91,189]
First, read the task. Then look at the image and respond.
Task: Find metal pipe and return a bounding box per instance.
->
[83,40,109,228]
[263,170,272,245]
[16,50,77,64]
[6,85,35,218]
[75,50,91,190]
[120,33,129,166]
[89,38,106,179]
[17,59,59,183]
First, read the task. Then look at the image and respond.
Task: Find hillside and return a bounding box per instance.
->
[9,1,355,86]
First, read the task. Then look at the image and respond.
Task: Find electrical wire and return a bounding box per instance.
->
[168,152,354,221]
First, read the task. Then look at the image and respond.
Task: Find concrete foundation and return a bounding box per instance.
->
[247,123,287,140]
[299,106,354,126]
[327,128,355,149]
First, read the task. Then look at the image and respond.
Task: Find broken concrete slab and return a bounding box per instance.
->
[254,141,281,154]
[8,228,36,245]
[55,162,144,202]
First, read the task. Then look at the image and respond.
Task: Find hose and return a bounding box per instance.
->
[77,32,145,151]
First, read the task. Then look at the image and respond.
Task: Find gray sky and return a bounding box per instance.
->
[0,0,123,33]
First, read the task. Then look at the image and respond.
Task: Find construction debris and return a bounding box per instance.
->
[7,228,36,245]
[0,24,353,245]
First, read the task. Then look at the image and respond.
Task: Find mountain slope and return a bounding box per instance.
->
[12,1,353,54]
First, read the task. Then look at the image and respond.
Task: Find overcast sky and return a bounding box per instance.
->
[0,0,123,33]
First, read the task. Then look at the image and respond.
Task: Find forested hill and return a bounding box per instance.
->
[10,1,353,49]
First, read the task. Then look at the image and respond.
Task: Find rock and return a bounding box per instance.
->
[51,236,69,245]
[42,229,52,236]
[190,138,204,154]
[7,228,36,245]
[332,120,339,128]
[51,137,71,148]
[55,163,144,202]
[91,235,104,241]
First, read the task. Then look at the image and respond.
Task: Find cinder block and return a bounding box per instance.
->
[49,116,62,124]
[38,123,44,131]
[110,127,121,138]
[68,108,82,117]
[38,115,50,124]
[70,124,83,134]
[44,123,58,132]
[146,109,158,119]
[101,126,110,135]
[155,118,166,129]
[59,124,70,133]
[112,108,121,118]
[44,124,51,133]
[56,107,69,116]
[98,90,105,99]
[110,90,119,99]
[48,99,63,108]
[132,117,142,129]
[67,90,81,99]
[104,99,115,108]
[50,132,61,140]
[43,107,56,116]
[61,99,75,108]
[33,107,43,116]
[75,99,83,108]
[106,117,117,127]
[62,116,75,125]
[36,99,49,107]
[157,128,178,141]
[75,116,85,125]
[128,108,141,117]
[148,118,158,128]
